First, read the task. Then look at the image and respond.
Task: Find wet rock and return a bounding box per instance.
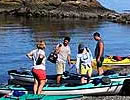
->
[110,13,130,24]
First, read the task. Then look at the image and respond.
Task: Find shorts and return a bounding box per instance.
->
[80,64,92,76]
[32,69,46,80]
[56,62,65,75]
[97,57,104,67]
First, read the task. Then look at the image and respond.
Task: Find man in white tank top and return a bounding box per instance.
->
[55,37,71,84]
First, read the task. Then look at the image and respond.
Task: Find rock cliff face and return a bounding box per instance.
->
[0,0,115,17]
[0,0,130,24]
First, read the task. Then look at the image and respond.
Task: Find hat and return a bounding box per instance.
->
[78,43,85,50]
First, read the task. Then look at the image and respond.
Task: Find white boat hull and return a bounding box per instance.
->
[15,84,123,95]
[42,86,122,95]
[0,80,124,96]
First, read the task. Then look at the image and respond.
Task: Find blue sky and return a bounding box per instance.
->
[97,0,130,12]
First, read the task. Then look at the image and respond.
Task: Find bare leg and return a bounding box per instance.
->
[81,77,84,84]
[98,67,104,75]
[87,70,92,83]
[81,77,87,84]
[57,75,62,84]
[37,80,46,94]
[33,79,38,94]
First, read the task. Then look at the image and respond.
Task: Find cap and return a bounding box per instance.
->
[79,43,85,50]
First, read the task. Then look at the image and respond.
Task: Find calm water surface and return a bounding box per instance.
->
[0,15,130,83]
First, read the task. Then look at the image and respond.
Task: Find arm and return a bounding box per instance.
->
[76,55,80,73]
[55,44,62,53]
[67,47,71,65]
[26,51,33,60]
[88,49,94,67]
[67,55,71,65]
[88,48,93,61]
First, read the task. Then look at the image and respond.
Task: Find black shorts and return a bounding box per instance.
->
[97,57,104,67]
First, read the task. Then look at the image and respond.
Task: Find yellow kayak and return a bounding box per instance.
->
[71,57,130,66]
[98,58,130,65]
[70,59,112,71]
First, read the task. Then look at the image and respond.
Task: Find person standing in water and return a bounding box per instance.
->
[26,40,46,94]
[93,32,104,75]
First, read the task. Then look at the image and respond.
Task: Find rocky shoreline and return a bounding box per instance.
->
[0,1,113,18]
[0,0,130,24]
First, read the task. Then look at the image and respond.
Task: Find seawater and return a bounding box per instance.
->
[0,14,130,83]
